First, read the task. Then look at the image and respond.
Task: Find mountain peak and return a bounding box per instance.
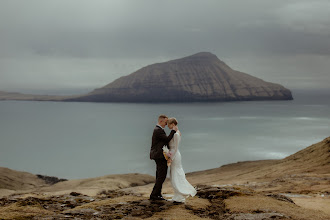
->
[188,52,218,58]
[176,52,219,62]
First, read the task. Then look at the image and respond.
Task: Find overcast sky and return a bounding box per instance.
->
[1,0,329,94]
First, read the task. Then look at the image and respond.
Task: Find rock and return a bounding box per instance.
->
[36,174,68,185]
[122,217,143,220]
[138,200,152,206]
[131,209,144,216]
[196,184,253,200]
[70,192,82,196]
[63,208,97,215]
[266,193,295,204]
[97,189,131,198]
[228,212,288,220]
[17,197,43,207]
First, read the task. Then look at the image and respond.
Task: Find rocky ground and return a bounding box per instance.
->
[2,185,329,220]
[1,137,330,219]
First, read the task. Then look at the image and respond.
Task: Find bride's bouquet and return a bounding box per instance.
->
[162,146,172,166]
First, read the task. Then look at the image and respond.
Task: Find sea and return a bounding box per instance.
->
[0,89,329,179]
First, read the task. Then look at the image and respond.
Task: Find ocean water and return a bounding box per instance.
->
[0,89,329,179]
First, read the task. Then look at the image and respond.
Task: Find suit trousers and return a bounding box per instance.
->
[150,158,168,197]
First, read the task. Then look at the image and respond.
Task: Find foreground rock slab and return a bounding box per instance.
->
[1,185,329,220]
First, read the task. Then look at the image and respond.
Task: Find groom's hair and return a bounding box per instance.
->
[158,114,168,121]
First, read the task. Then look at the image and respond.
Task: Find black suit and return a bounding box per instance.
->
[150,125,176,198]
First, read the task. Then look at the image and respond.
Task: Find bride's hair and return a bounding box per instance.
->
[167,117,178,125]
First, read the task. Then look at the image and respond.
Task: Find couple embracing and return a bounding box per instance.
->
[149,114,197,203]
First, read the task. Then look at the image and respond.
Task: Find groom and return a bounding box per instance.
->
[149,114,177,200]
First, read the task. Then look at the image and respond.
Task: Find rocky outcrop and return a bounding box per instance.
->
[68,52,293,102]
[0,186,295,219]
[36,175,68,185]
[2,185,327,219]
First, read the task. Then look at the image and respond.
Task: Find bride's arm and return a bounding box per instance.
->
[170,133,179,159]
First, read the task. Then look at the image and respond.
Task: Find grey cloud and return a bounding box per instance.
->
[2,0,329,58]
[0,0,329,93]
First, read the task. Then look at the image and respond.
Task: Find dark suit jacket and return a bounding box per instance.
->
[150,126,176,160]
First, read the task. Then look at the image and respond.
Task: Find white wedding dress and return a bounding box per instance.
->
[169,133,197,202]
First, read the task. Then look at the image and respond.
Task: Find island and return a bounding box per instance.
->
[1,52,293,103]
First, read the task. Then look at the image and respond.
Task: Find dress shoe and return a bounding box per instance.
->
[172,201,183,204]
[149,196,166,201]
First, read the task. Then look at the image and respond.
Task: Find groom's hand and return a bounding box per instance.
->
[173,125,178,131]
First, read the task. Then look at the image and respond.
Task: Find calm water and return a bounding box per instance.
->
[1,90,329,179]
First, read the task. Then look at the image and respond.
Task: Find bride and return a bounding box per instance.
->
[167,117,197,203]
